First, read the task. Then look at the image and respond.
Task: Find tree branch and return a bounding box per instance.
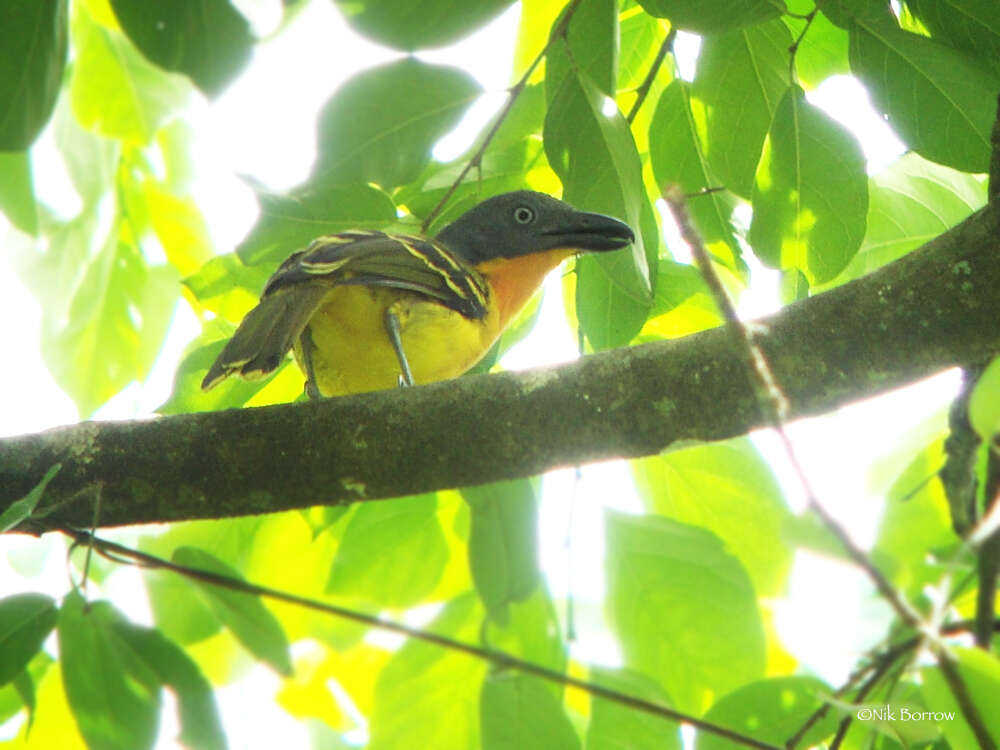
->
[68,530,781,750]
[2,205,999,530]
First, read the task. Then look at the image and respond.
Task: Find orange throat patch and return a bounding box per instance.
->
[477,248,576,327]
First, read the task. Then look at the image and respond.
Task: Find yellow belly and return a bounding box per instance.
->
[294,286,502,397]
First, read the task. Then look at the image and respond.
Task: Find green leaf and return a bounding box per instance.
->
[40,231,179,417]
[632,438,793,597]
[783,10,850,87]
[370,593,487,750]
[110,0,253,96]
[871,438,959,593]
[0,594,57,686]
[52,92,120,209]
[142,568,222,645]
[690,20,790,199]
[333,0,515,51]
[157,325,283,415]
[0,464,61,533]
[172,546,292,676]
[849,18,1000,172]
[586,667,682,750]
[0,152,38,235]
[327,493,449,609]
[70,1,188,145]
[480,673,580,750]
[920,648,1000,748]
[110,622,227,750]
[696,676,837,749]
[183,251,272,318]
[970,356,1000,440]
[749,84,868,283]
[618,8,668,92]
[462,479,540,624]
[236,181,397,266]
[907,0,1000,77]
[311,58,481,190]
[0,0,67,149]
[816,152,986,289]
[0,652,53,732]
[545,67,653,349]
[605,511,766,714]
[649,79,743,274]
[399,82,546,232]
[58,592,161,750]
[485,588,566,686]
[637,0,784,33]
[546,0,618,101]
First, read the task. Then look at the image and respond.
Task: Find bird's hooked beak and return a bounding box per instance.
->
[542,211,635,252]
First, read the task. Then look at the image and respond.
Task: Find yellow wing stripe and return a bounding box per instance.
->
[396,236,489,315]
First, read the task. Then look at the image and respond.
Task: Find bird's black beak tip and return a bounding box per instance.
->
[546,212,636,252]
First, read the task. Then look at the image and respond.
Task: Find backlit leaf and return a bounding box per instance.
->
[333,0,515,51]
[849,18,1000,172]
[637,0,784,34]
[327,493,449,609]
[606,511,766,714]
[690,20,790,199]
[0,595,57,686]
[172,546,292,676]
[312,58,481,190]
[749,85,868,284]
[110,0,253,96]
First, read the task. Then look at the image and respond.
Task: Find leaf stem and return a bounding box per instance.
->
[66,528,783,750]
[420,0,586,233]
[625,27,676,125]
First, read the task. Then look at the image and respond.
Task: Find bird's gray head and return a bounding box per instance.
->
[434,191,635,264]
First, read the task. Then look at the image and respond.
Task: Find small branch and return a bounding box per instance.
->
[989,92,1000,204]
[934,647,997,750]
[975,464,1000,648]
[828,647,908,749]
[625,28,676,125]
[787,618,1000,749]
[662,186,921,627]
[941,365,986,536]
[68,530,782,750]
[787,9,818,83]
[420,0,585,233]
[663,187,998,750]
[2,204,999,529]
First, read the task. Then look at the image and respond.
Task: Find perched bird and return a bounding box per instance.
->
[201,190,634,398]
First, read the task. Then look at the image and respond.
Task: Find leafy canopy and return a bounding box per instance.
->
[1,0,998,748]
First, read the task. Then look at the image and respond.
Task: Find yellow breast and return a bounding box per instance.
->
[295,286,502,397]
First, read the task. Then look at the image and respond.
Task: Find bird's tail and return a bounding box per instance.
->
[201,285,328,391]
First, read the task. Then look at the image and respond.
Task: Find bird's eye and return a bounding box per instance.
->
[513,206,535,224]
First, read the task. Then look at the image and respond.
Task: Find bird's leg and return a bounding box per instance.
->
[383,309,415,387]
[299,326,323,400]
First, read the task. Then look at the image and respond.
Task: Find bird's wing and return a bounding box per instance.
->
[201,231,489,390]
[263,231,489,319]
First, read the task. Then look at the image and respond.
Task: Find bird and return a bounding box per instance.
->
[201,190,635,399]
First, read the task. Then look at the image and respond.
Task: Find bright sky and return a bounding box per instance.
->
[0,1,967,746]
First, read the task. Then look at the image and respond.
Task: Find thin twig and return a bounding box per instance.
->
[934,647,998,750]
[625,28,676,125]
[420,0,586,233]
[80,482,103,595]
[662,186,919,627]
[661,186,996,744]
[787,9,818,83]
[828,645,912,749]
[64,529,783,750]
[989,92,1000,204]
[975,458,1000,647]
